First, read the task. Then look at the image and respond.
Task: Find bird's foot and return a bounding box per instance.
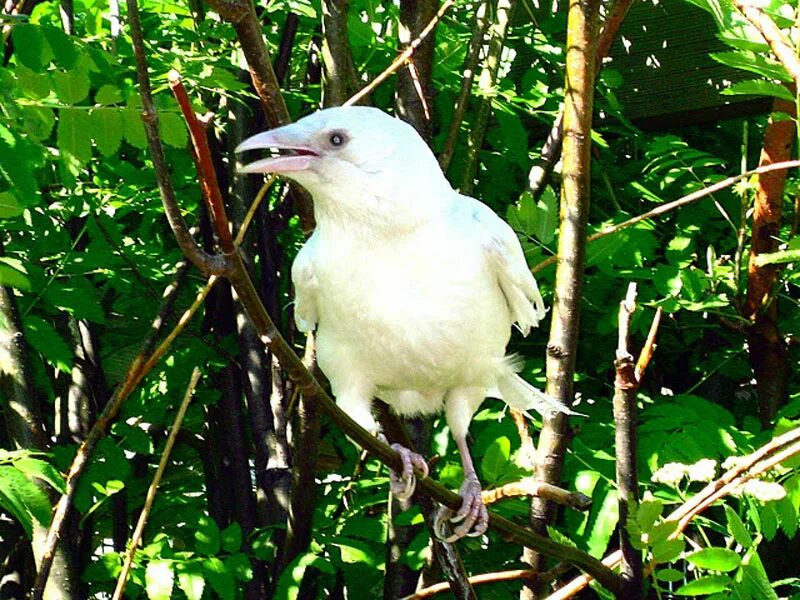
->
[378,435,429,500]
[434,475,488,542]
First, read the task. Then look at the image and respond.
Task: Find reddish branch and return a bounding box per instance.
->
[743,98,794,425]
[169,70,234,255]
[732,0,800,84]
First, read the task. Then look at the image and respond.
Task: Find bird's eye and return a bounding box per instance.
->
[329,132,346,147]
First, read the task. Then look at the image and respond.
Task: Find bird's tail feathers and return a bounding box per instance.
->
[496,356,583,418]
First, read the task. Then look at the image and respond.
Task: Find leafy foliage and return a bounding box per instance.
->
[1,0,799,597]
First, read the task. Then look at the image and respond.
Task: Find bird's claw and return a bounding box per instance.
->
[433,476,488,542]
[379,435,429,500]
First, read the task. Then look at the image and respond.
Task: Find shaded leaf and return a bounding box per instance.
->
[0,191,23,218]
[675,575,731,596]
[58,108,93,166]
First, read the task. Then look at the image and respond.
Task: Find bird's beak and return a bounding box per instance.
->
[235,125,319,174]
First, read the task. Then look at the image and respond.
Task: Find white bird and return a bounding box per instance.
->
[237,106,569,540]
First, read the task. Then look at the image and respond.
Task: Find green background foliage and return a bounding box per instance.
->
[1,0,799,597]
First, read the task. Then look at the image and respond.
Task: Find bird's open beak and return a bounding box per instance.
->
[235,126,319,174]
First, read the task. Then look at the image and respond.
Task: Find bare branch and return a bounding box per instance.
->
[531,159,800,274]
[526,0,600,588]
[613,282,642,598]
[439,0,491,172]
[345,0,455,107]
[529,0,634,197]
[460,0,517,195]
[482,478,591,510]
[112,368,201,600]
[403,568,539,599]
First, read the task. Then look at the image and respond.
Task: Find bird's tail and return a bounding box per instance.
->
[495,355,581,418]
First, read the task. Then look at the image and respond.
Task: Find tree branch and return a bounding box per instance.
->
[531,159,800,274]
[438,0,491,172]
[345,0,454,107]
[460,0,517,195]
[613,283,643,598]
[526,0,600,590]
[482,479,591,511]
[528,0,633,197]
[111,368,201,600]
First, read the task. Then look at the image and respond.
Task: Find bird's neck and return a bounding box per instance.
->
[312,179,454,236]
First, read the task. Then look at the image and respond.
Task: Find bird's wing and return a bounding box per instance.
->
[460,196,546,336]
[291,235,320,332]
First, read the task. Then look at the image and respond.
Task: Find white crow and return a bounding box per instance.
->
[237,106,569,540]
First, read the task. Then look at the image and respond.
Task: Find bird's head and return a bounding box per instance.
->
[236,106,452,228]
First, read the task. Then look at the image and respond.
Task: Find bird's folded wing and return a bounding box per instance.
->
[464,196,546,336]
[291,236,320,332]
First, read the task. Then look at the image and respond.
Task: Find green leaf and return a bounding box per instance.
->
[724,505,753,549]
[586,487,619,558]
[481,436,510,482]
[652,537,684,563]
[0,191,23,218]
[176,562,205,600]
[159,112,188,148]
[21,106,56,141]
[275,552,335,600]
[91,109,123,157]
[636,498,663,532]
[123,107,147,149]
[53,69,90,104]
[223,554,253,582]
[753,248,800,266]
[202,556,234,600]
[15,65,51,98]
[738,554,779,600]
[675,575,731,596]
[221,523,242,553]
[22,315,73,373]
[0,466,52,533]
[145,560,174,600]
[195,515,221,555]
[536,186,558,244]
[710,51,791,82]
[13,457,65,494]
[656,568,685,583]
[0,261,31,291]
[41,25,77,69]
[686,547,741,572]
[722,79,794,101]
[58,108,93,166]
[11,24,51,71]
[96,84,123,105]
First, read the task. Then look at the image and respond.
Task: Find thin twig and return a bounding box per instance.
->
[344,0,455,106]
[439,0,491,171]
[31,274,219,598]
[531,159,800,274]
[235,177,276,247]
[403,568,539,600]
[528,0,633,197]
[112,367,202,600]
[634,307,662,381]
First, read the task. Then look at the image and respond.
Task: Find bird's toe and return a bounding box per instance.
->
[434,478,488,541]
[380,437,428,500]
